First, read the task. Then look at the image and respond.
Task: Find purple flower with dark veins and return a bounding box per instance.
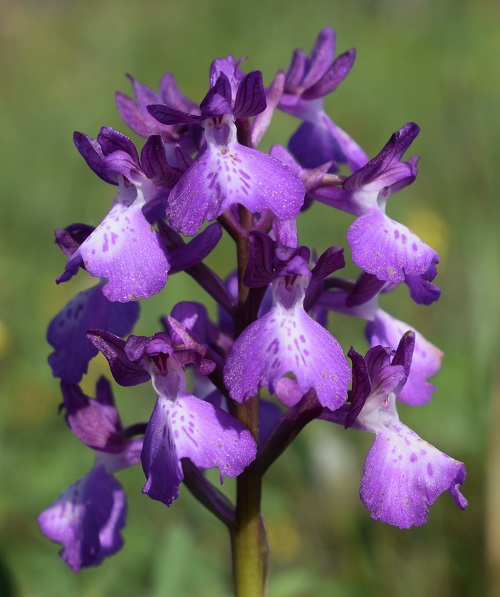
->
[38,378,142,571]
[312,123,440,300]
[224,236,350,410]
[278,27,368,172]
[323,333,467,528]
[88,329,257,506]
[148,57,305,235]
[58,128,178,302]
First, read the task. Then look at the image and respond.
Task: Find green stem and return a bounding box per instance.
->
[232,465,265,597]
[230,203,267,596]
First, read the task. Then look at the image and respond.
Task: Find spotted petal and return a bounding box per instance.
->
[166,136,305,236]
[63,198,170,302]
[141,393,257,506]
[347,208,439,283]
[224,301,350,410]
[360,419,467,528]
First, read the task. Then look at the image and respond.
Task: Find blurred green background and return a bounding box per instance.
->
[1,0,498,595]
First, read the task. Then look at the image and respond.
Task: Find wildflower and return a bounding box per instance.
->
[224,234,350,410]
[38,378,142,571]
[148,58,305,235]
[323,333,467,528]
[58,129,176,301]
[278,27,368,172]
[89,328,257,506]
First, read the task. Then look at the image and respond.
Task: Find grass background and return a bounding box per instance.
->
[0,0,498,595]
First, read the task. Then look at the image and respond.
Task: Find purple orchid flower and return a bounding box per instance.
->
[88,328,257,506]
[316,273,443,406]
[38,378,142,571]
[278,27,368,172]
[312,123,440,300]
[148,57,305,235]
[58,128,178,302]
[323,333,467,528]
[38,465,126,573]
[224,235,350,410]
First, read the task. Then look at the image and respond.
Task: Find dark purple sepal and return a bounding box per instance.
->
[302,28,335,88]
[345,347,371,429]
[87,330,150,386]
[54,224,95,259]
[364,345,407,400]
[174,145,194,171]
[97,126,139,162]
[391,331,415,377]
[310,246,345,282]
[140,135,181,188]
[344,122,419,193]
[302,49,356,100]
[47,283,139,384]
[200,73,233,119]
[233,71,267,119]
[38,465,126,572]
[169,223,222,274]
[147,104,201,126]
[285,48,307,92]
[117,73,200,146]
[303,246,345,311]
[102,150,141,183]
[73,131,117,185]
[345,273,386,308]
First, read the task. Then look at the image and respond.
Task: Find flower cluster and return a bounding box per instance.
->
[40,27,467,575]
